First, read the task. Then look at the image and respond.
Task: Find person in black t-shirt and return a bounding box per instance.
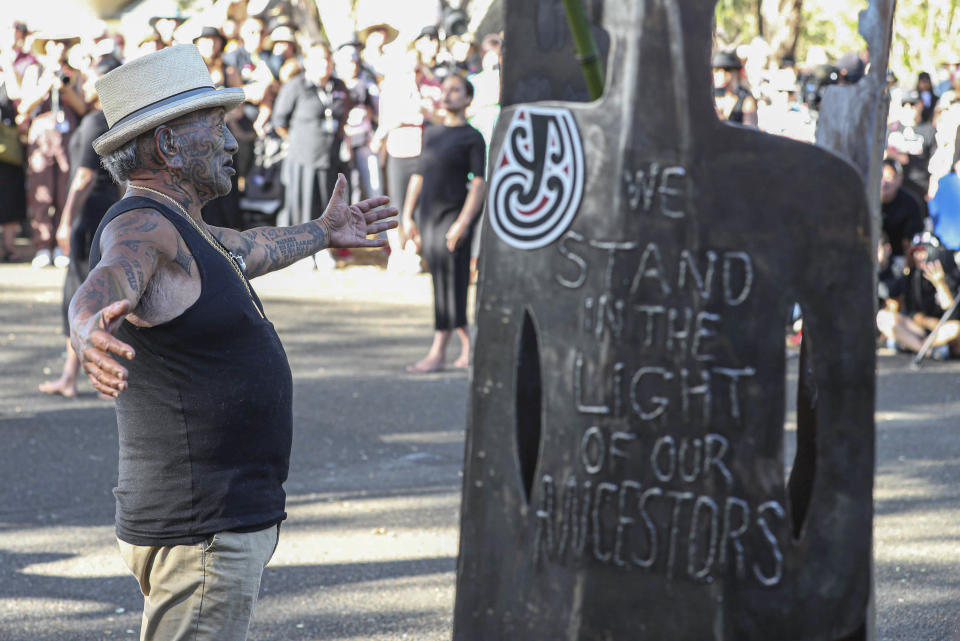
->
[401,74,486,372]
[877,234,960,358]
[712,51,757,127]
[881,158,925,257]
[40,56,121,398]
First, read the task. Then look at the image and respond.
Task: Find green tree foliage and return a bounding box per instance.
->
[717,0,960,79]
[715,0,805,62]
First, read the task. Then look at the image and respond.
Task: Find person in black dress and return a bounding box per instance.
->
[39,56,121,397]
[401,74,486,372]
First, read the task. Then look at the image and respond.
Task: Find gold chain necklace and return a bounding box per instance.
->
[129,185,264,319]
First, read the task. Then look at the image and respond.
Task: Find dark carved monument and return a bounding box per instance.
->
[501,0,609,105]
[454,1,877,639]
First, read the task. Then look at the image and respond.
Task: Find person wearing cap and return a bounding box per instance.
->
[835,51,866,85]
[193,26,232,88]
[67,45,396,639]
[877,232,960,359]
[712,50,757,127]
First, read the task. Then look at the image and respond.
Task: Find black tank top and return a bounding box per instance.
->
[89,196,293,546]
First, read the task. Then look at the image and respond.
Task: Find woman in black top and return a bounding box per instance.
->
[401,74,486,372]
[40,56,121,397]
[273,42,351,266]
[712,51,757,127]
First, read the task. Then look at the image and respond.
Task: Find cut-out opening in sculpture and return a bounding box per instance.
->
[785,304,816,542]
[515,309,544,505]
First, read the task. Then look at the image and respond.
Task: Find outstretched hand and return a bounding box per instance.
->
[70,300,135,398]
[321,174,398,248]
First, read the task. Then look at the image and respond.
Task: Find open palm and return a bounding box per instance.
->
[321,174,398,248]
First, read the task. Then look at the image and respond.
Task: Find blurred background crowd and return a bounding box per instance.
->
[707,37,960,360]
[3,0,960,361]
[0,0,503,275]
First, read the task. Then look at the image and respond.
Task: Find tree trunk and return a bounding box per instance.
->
[761,0,804,65]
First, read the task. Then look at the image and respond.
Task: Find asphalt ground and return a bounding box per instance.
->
[0,258,958,641]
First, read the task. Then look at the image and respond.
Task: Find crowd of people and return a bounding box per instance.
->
[713,41,960,360]
[0,3,503,394]
[0,7,502,266]
[7,6,960,387]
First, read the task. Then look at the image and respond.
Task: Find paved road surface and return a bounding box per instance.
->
[0,261,957,640]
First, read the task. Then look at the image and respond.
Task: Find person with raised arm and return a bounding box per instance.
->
[68,45,396,641]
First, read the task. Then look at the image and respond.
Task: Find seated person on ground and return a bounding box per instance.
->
[877,233,960,358]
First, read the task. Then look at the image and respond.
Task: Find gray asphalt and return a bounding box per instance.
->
[0,260,958,641]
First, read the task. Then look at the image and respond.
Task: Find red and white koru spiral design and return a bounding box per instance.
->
[489,106,585,250]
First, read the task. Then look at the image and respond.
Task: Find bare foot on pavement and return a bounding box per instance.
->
[406,357,444,373]
[39,378,77,398]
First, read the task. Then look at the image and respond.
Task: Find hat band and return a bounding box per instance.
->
[110,85,214,130]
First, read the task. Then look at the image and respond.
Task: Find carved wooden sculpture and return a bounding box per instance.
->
[454,1,876,638]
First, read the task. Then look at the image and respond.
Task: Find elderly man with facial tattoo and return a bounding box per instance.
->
[68,45,396,641]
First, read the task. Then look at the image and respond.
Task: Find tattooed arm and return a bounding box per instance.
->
[208,173,398,278]
[68,209,181,397]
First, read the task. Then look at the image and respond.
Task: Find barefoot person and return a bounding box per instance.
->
[401,73,486,372]
[68,45,396,640]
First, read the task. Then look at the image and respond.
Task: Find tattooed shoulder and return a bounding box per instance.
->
[102,208,178,256]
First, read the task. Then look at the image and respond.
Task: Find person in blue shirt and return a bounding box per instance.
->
[929,160,960,251]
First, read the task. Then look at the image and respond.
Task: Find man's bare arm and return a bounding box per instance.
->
[68,209,178,397]
[208,173,398,278]
[208,220,330,279]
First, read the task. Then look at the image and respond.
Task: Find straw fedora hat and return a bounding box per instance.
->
[357,22,399,46]
[31,32,81,56]
[93,45,244,155]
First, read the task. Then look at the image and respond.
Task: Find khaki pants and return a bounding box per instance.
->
[117,526,279,641]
